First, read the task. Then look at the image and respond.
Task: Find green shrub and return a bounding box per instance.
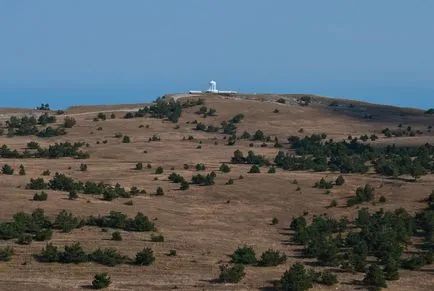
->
[37,243,59,262]
[33,228,53,241]
[231,246,257,265]
[272,217,279,225]
[19,164,26,175]
[314,178,333,189]
[195,163,206,171]
[226,178,234,185]
[63,117,76,128]
[112,231,122,241]
[329,199,338,208]
[219,163,231,173]
[42,170,51,176]
[363,264,387,289]
[92,273,111,289]
[151,233,164,242]
[33,191,48,201]
[335,175,345,185]
[122,135,130,143]
[156,187,164,196]
[268,166,276,173]
[80,163,88,171]
[89,248,126,266]
[180,180,189,190]
[68,191,78,200]
[218,264,245,283]
[26,178,48,190]
[280,263,313,291]
[0,246,14,261]
[167,250,177,257]
[155,166,164,174]
[379,196,386,203]
[17,234,33,245]
[53,210,80,233]
[248,165,260,173]
[258,249,287,266]
[134,247,155,266]
[135,162,143,170]
[2,164,14,175]
[59,242,88,264]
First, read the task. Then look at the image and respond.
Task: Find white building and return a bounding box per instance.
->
[189,80,237,94]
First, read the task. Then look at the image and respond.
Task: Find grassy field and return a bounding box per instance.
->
[0,94,433,290]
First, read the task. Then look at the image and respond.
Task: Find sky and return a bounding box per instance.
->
[0,1,433,109]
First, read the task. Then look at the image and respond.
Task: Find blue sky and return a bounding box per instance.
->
[0,1,433,109]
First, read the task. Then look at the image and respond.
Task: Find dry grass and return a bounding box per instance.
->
[0,95,433,290]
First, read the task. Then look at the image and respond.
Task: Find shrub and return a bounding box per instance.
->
[53,210,80,233]
[335,175,345,186]
[92,273,111,289]
[218,264,245,283]
[112,231,122,241]
[272,217,279,225]
[268,166,276,173]
[124,200,134,206]
[195,163,206,171]
[17,234,33,245]
[231,246,257,265]
[80,163,88,171]
[26,178,48,190]
[277,98,286,104]
[248,165,260,173]
[33,191,48,201]
[110,113,116,119]
[180,180,189,190]
[0,246,14,261]
[379,196,386,203]
[314,178,333,189]
[147,163,152,169]
[155,166,164,174]
[167,250,177,257]
[314,271,338,286]
[59,242,88,264]
[329,199,338,208]
[68,191,78,200]
[42,169,51,176]
[63,117,76,128]
[134,247,155,266]
[34,228,53,241]
[135,162,143,170]
[363,264,387,289]
[37,243,59,262]
[2,164,14,175]
[219,163,231,173]
[89,248,126,266]
[122,135,130,143]
[156,187,164,196]
[258,249,287,266]
[19,164,26,175]
[150,233,164,242]
[226,178,234,185]
[280,263,313,291]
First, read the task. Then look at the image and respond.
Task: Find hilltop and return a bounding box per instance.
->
[0,94,433,290]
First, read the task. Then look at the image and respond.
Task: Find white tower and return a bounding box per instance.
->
[208,80,217,93]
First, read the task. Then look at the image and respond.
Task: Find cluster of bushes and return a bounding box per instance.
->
[219,113,245,135]
[194,122,220,133]
[124,100,183,123]
[231,150,270,166]
[191,171,216,186]
[36,103,50,111]
[4,115,76,137]
[0,141,88,159]
[288,195,434,289]
[26,173,143,201]
[273,134,434,179]
[314,175,345,189]
[425,108,434,114]
[36,243,155,267]
[278,263,338,290]
[382,126,420,138]
[347,184,375,206]
[168,172,189,190]
[298,96,312,106]
[33,191,48,201]
[196,106,216,117]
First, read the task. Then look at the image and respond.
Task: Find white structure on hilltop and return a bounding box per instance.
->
[189,80,237,94]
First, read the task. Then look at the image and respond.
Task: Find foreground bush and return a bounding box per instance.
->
[92,273,111,289]
[258,249,287,266]
[0,246,14,261]
[231,246,257,265]
[218,264,245,283]
[134,247,155,266]
[280,263,313,291]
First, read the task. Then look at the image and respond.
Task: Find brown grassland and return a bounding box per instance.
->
[0,94,433,290]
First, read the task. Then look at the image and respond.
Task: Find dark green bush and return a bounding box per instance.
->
[112,231,122,241]
[231,246,257,265]
[2,164,14,175]
[150,233,164,242]
[134,247,155,266]
[92,273,111,289]
[280,263,313,291]
[0,246,14,261]
[218,264,245,283]
[258,249,287,266]
[33,191,48,201]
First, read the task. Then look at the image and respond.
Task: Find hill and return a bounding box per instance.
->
[0,94,433,290]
